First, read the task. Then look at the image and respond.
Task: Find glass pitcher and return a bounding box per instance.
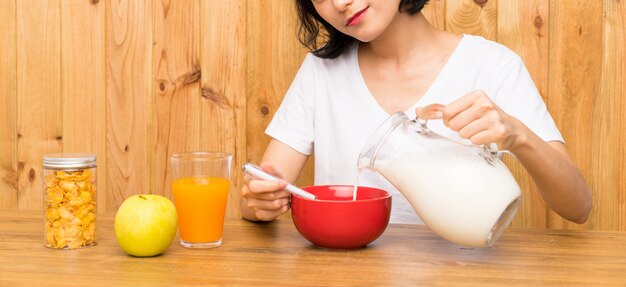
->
[357,104,521,247]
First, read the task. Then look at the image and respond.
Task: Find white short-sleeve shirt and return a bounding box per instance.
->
[266,34,563,224]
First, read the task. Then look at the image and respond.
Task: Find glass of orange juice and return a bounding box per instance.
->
[170,152,232,248]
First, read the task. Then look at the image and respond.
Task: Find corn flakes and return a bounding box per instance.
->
[44,169,96,249]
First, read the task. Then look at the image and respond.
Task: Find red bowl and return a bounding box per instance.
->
[291,185,392,249]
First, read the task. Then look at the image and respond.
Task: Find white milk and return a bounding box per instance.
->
[352,173,360,201]
[375,150,520,247]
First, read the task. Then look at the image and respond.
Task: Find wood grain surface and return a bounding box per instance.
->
[1,210,626,286]
[446,0,497,40]
[497,0,549,229]
[16,0,62,210]
[0,0,17,209]
[61,0,106,216]
[548,1,605,230]
[0,0,624,231]
[152,0,202,199]
[200,0,247,218]
[105,0,153,213]
[599,0,626,232]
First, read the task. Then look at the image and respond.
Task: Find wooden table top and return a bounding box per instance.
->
[1,210,626,286]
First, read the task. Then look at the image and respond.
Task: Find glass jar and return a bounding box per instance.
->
[358,104,521,247]
[43,153,97,249]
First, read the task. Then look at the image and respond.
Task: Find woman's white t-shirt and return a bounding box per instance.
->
[266,34,563,224]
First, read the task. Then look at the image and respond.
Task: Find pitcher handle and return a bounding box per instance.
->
[414,104,499,165]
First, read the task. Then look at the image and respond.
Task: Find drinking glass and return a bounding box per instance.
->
[170,152,232,248]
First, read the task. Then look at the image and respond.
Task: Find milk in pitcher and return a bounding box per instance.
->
[375,147,521,247]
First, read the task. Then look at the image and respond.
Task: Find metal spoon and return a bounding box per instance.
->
[242,163,317,200]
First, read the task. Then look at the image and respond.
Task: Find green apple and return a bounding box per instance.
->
[114,194,178,257]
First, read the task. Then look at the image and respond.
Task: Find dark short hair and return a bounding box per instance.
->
[295,0,430,59]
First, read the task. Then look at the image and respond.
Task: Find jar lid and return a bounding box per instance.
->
[43,153,97,169]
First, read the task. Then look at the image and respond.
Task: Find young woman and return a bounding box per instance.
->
[241,0,591,224]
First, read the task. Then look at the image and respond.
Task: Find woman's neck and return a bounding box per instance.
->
[361,12,439,63]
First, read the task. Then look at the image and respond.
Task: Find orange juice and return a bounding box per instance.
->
[172,177,230,243]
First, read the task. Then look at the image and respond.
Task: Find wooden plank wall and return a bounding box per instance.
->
[0,0,624,231]
[0,0,17,209]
